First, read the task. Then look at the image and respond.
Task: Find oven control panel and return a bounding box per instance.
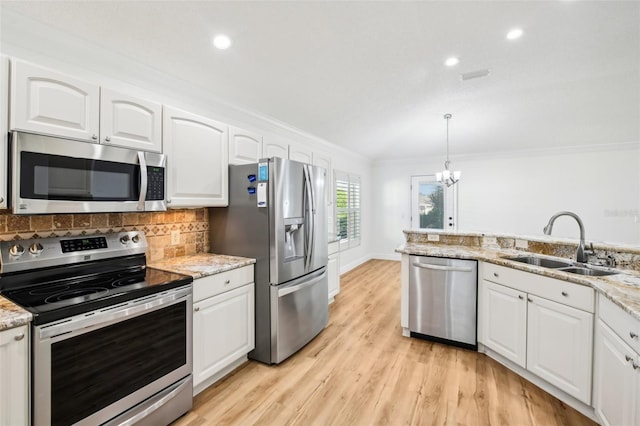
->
[0,232,147,274]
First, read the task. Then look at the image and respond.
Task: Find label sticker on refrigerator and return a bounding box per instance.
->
[258,162,268,181]
[257,182,267,207]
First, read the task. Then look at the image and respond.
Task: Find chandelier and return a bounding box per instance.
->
[435,113,461,187]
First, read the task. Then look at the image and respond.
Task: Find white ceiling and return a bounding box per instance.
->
[1,1,639,160]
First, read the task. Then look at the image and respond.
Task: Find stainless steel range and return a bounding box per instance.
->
[0,232,194,426]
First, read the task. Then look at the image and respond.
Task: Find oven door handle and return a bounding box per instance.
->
[137,151,147,211]
[38,286,192,339]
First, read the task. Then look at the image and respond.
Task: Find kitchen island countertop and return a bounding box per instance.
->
[0,295,32,331]
[397,242,640,323]
[149,253,256,279]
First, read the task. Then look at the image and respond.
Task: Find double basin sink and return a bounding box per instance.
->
[502,255,618,277]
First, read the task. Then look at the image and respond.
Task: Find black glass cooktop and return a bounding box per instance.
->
[1,258,192,325]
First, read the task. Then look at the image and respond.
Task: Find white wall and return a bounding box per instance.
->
[0,8,374,273]
[372,143,640,259]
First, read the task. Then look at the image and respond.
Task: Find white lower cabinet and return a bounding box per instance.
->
[480,263,594,405]
[0,325,29,426]
[594,295,640,426]
[192,266,255,395]
[526,294,593,403]
[328,240,340,303]
[482,280,527,367]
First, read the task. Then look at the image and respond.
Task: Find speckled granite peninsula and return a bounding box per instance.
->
[0,295,32,331]
[149,253,256,279]
[397,230,640,322]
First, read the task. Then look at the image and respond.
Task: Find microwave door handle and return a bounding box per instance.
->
[137,151,147,210]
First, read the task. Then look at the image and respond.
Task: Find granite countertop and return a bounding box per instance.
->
[0,295,32,331]
[149,253,256,279]
[397,242,640,322]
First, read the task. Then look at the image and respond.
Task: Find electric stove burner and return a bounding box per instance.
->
[29,283,71,296]
[44,287,110,304]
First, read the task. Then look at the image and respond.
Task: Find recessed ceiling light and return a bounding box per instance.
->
[506,28,523,40]
[445,57,459,67]
[213,34,232,50]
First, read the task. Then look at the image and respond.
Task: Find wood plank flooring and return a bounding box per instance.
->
[174,260,596,426]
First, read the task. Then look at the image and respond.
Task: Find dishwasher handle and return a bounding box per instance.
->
[411,262,474,273]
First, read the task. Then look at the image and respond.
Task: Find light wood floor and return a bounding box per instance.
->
[174,260,596,426]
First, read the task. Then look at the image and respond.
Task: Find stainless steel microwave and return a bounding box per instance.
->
[10,132,167,215]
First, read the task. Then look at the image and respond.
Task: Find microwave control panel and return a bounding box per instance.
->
[146,167,165,201]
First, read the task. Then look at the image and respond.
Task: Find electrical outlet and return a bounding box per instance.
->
[171,230,180,245]
[483,236,497,246]
[515,239,529,249]
[427,234,440,242]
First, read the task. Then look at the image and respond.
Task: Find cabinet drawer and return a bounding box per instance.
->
[599,295,640,354]
[193,265,254,302]
[483,263,594,313]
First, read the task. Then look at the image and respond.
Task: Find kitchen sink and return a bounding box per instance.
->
[502,255,573,269]
[558,267,618,277]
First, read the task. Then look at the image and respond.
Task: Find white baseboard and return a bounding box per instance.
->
[371,253,401,261]
[339,255,372,274]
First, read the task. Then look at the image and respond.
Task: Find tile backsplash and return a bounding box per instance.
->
[0,208,209,262]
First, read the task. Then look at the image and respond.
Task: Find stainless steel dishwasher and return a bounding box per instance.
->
[409,255,478,350]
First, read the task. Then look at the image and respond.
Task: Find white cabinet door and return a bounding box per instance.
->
[163,106,228,207]
[328,253,340,303]
[289,141,312,164]
[11,59,100,141]
[482,280,527,368]
[594,320,638,426]
[0,55,9,208]
[99,88,162,152]
[0,325,29,426]
[262,137,289,159]
[526,294,593,404]
[193,284,255,387]
[229,126,262,164]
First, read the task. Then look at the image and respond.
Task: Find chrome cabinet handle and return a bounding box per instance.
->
[14,333,24,341]
[631,332,638,339]
[105,136,111,142]
[626,355,633,362]
[0,197,4,203]
[561,291,568,297]
[224,280,231,285]
[91,134,98,140]
[493,272,499,277]
[527,297,533,303]
[194,307,200,312]
[518,295,524,300]
[633,361,640,370]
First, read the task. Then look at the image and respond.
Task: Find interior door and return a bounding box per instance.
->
[410,175,457,230]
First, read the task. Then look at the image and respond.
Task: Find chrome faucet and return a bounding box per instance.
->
[543,211,588,263]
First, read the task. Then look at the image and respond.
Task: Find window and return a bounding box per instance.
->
[410,175,457,230]
[335,171,361,249]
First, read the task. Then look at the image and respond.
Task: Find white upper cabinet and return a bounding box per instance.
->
[0,56,9,208]
[163,106,228,207]
[262,136,289,159]
[229,126,262,164]
[99,88,162,152]
[289,140,313,164]
[10,59,100,141]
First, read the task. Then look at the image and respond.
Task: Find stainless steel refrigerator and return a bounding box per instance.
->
[209,157,328,364]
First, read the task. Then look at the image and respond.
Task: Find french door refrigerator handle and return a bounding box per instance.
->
[411,262,474,273]
[137,151,148,211]
[303,165,314,270]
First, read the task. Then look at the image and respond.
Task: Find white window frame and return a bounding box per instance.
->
[410,174,458,230]
[335,171,361,250]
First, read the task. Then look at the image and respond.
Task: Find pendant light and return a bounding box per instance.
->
[435,113,461,187]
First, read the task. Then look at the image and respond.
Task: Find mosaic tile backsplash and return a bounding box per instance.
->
[0,208,209,262]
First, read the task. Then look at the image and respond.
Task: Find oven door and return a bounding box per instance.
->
[11,131,166,214]
[33,286,192,426]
